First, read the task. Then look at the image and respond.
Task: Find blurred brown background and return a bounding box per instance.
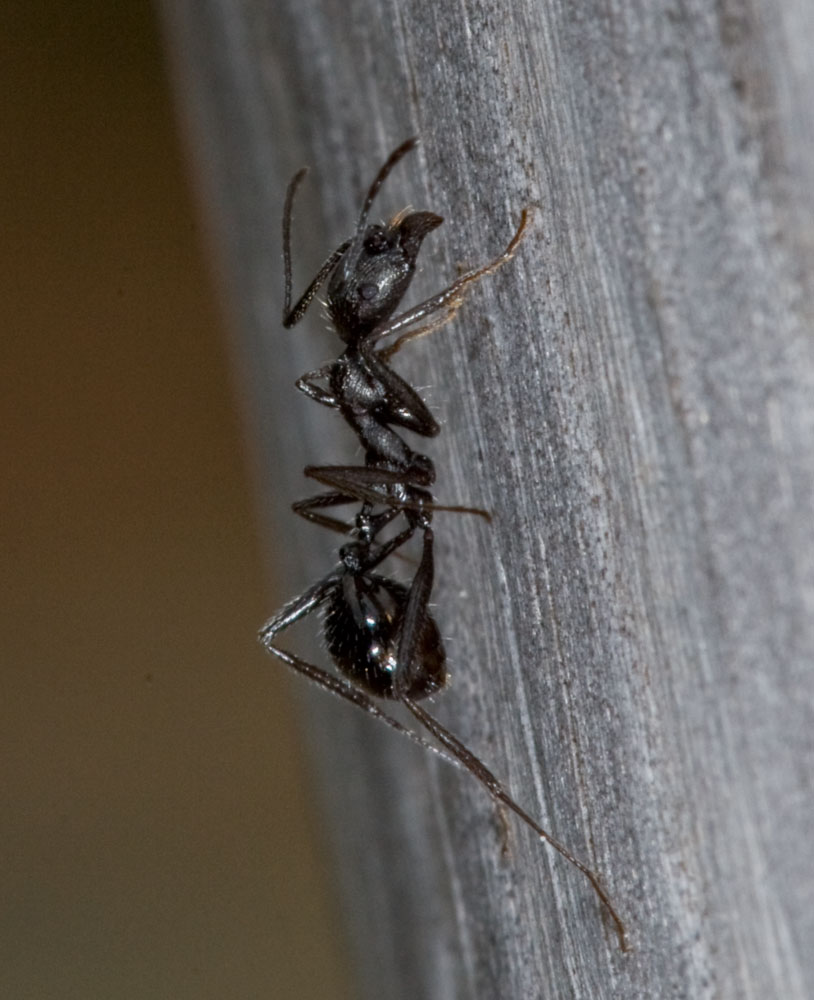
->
[1,5,350,997]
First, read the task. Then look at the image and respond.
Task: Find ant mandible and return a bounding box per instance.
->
[259,138,627,952]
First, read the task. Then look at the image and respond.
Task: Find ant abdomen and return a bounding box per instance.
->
[324,573,446,700]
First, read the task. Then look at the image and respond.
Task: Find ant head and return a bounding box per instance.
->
[327,210,443,340]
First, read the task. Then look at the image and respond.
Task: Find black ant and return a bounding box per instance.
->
[259,139,627,952]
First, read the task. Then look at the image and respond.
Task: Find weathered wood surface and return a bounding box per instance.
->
[161,1,814,996]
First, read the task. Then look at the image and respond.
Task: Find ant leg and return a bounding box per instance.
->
[295,365,339,408]
[360,518,426,572]
[259,575,338,643]
[283,239,352,328]
[496,804,513,858]
[304,465,492,522]
[393,527,437,677]
[292,491,359,536]
[376,300,463,362]
[377,530,625,949]
[363,354,440,437]
[400,695,628,952]
[293,491,409,539]
[265,564,623,948]
[282,165,352,328]
[305,464,430,494]
[371,208,532,344]
[385,534,514,853]
[259,577,464,772]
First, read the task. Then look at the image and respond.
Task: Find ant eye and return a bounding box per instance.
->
[364,230,389,254]
[358,282,379,301]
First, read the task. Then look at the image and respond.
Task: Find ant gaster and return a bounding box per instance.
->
[259,138,627,951]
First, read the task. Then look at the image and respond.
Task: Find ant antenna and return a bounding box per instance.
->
[356,136,419,231]
[340,137,421,285]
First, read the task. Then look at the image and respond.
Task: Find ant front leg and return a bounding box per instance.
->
[377,300,464,362]
[283,238,352,328]
[371,208,532,347]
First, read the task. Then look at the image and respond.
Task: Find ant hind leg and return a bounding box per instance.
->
[400,695,628,952]
[259,574,466,772]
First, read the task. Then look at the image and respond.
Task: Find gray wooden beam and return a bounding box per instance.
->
[160,1,814,996]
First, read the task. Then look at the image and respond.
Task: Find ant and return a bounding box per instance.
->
[259,138,627,952]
